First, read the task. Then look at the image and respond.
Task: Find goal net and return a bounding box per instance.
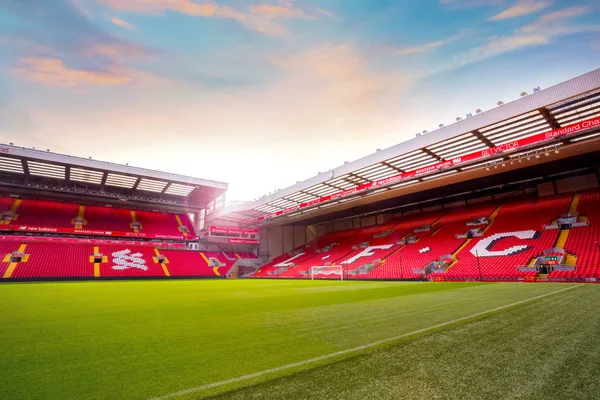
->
[310,265,344,280]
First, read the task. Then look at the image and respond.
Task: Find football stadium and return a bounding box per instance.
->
[2,0,600,397]
[1,67,600,399]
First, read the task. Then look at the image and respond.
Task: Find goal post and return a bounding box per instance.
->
[310,265,344,280]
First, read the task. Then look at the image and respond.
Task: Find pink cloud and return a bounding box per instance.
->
[12,58,132,88]
[250,4,316,19]
[489,0,551,21]
[111,17,135,29]
[97,0,244,19]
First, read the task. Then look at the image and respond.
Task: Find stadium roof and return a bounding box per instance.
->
[214,68,600,226]
[0,145,227,210]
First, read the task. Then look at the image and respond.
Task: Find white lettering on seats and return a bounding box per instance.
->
[275,252,305,267]
[112,249,148,271]
[470,230,539,257]
[341,245,394,264]
[419,247,431,254]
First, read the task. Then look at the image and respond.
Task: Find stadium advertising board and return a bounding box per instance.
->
[9,225,197,240]
[545,256,559,265]
[245,115,600,225]
[227,238,260,244]
[209,226,260,235]
[0,235,187,247]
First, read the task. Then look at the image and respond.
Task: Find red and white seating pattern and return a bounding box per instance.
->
[438,195,572,280]
[254,191,600,281]
[0,196,195,238]
[370,205,497,280]
[0,239,259,279]
[555,189,600,279]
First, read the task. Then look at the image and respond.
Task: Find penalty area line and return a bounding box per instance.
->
[149,284,581,400]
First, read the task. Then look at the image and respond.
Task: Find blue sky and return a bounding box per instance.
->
[0,0,599,201]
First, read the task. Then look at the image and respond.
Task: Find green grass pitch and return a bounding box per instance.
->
[1,280,599,400]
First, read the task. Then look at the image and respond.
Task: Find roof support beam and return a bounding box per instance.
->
[21,159,30,176]
[132,177,142,191]
[161,182,172,194]
[65,165,70,182]
[422,148,443,161]
[100,171,108,188]
[298,189,318,198]
[322,182,345,190]
[471,130,496,149]
[345,172,371,185]
[539,107,561,130]
[282,197,300,204]
[381,161,404,173]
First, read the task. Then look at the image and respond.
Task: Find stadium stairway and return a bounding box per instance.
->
[556,189,600,279]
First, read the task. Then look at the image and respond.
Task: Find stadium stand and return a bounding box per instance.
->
[249,191,600,281]
[83,205,133,232]
[364,205,496,280]
[10,199,78,229]
[0,191,597,282]
[9,242,93,278]
[0,238,261,279]
[0,196,195,239]
[556,188,600,279]
[158,249,216,277]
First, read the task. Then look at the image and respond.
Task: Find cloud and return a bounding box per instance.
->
[517,6,590,33]
[250,4,316,19]
[3,0,154,62]
[97,0,247,20]
[445,5,598,70]
[96,0,330,37]
[489,0,551,21]
[12,58,131,88]
[271,44,414,116]
[393,30,470,55]
[441,0,505,9]
[83,42,154,63]
[452,35,549,67]
[316,8,338,21]
[97,0,223,16]
[111,17,135,30]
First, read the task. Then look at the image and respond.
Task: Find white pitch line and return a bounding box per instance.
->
[149,285,581,400]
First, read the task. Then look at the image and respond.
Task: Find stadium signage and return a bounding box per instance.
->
[209,226,259,235]
[244,115,600,225]
[0,147,8,153]
[227,238,260,244]
[9,225,197,240]
[0,235,187,247]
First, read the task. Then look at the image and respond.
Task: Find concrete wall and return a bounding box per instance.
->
[468,195,493,204]
[360,216,377,227]
[294,225,307,249]
[445,200,466,208]
[537,181,555,197]
[282,226,295,254]
[266,225,283,259]
[556,173,598,194]
[423,205,443,213]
